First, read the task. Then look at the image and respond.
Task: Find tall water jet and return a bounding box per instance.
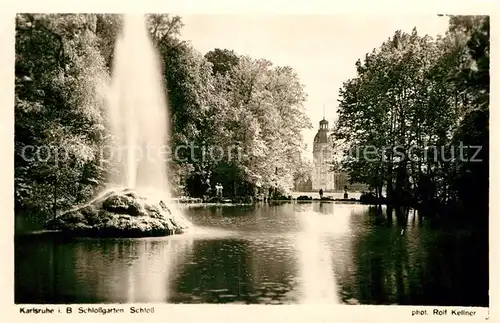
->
[44,14,191,237]
[107,14,171,198]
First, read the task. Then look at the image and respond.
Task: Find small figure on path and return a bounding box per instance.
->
[205,178,211,197]
[319,189,323,199]
[344,185,348,199]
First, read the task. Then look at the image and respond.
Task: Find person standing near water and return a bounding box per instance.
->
[216,183,223,198]
[319,189,323,199]
[205,178,211,197]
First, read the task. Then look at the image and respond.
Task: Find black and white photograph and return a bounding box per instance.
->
[12,10,489,315]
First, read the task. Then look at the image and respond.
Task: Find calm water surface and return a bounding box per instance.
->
[15,203,488,305]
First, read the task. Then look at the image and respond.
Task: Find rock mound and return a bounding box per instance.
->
[44,188,192,237]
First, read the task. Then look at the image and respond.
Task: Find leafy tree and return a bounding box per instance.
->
[333,15,489,223]
[15,14,109,218]
[205,48,240,76]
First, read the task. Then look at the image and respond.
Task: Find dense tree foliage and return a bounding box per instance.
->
[333,16,489,221]
[15,14,110,216]
[15,13,312,217]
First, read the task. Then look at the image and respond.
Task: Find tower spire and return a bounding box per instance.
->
[323,104,325,120]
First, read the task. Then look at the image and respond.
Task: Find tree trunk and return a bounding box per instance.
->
[386,168,394,206]
[53,171,57,219]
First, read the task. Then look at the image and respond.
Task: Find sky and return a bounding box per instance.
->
[178,15,450,157]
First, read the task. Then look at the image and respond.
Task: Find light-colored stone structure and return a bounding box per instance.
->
[312,118,335,192]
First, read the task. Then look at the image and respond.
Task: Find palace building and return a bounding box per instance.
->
[310,117,368,193]
[312,118,335,191]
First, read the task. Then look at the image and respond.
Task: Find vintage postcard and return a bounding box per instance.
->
[1,1,495,322]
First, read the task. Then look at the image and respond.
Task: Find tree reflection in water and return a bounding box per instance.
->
[339,206,488,306]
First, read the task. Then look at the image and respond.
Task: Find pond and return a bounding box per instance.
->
[15,202,488,305]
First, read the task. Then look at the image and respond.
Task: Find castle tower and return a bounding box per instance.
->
[312,118,335,191]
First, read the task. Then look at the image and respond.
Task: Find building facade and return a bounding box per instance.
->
[312,118,335,191]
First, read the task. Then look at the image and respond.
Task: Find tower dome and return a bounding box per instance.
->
[313,118,329,144]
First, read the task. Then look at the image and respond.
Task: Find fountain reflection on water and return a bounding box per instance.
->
[69,236,194,303]
[295,204,352,304]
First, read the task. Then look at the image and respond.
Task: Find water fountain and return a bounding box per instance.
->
[44,14,192,237]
